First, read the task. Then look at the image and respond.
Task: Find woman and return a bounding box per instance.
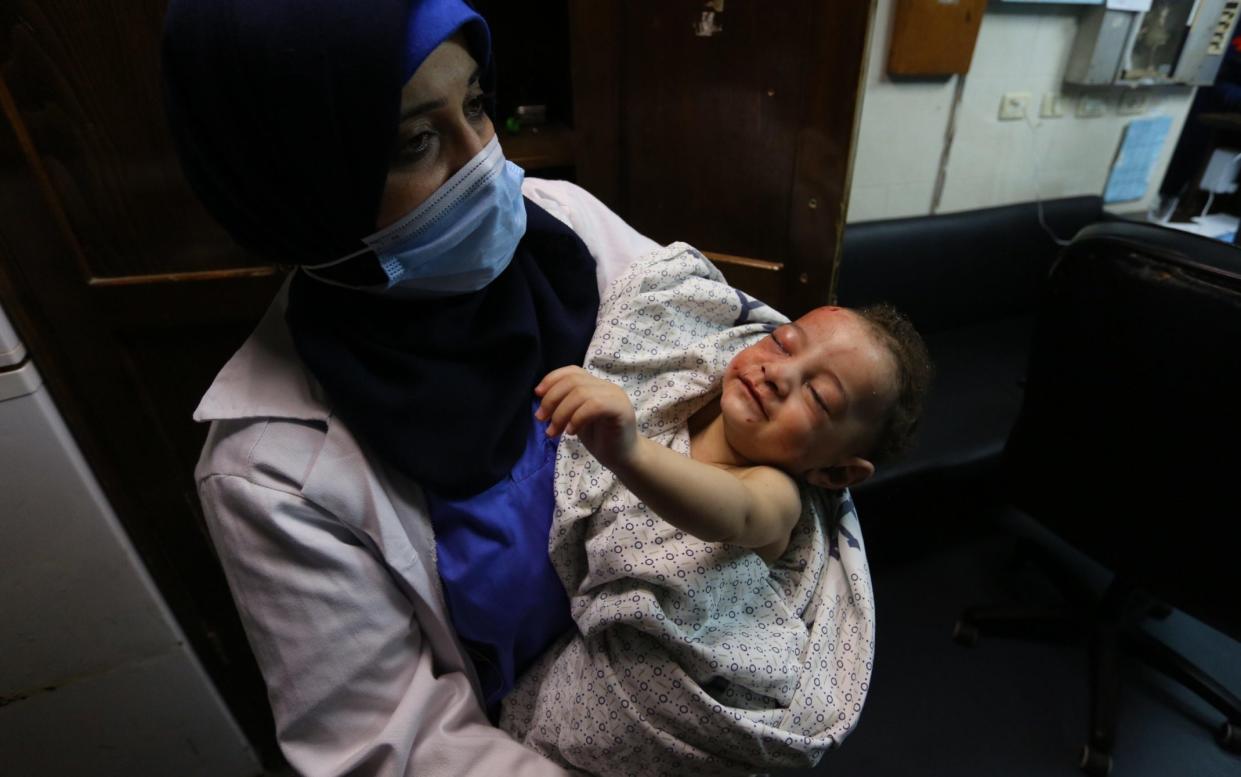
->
[163,1,656,774]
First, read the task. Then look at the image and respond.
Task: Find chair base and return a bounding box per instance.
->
[955,542,1241,774]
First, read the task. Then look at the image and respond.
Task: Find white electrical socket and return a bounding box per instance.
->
[1118,90,1149,116]
[1040,93,1065,118]
[1200,148,1241,193]
[999,92,1031,121]
[1076,95,1109,118]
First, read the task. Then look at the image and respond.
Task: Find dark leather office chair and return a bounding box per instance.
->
[953,221,1241,775]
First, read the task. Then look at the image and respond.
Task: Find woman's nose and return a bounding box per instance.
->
[445,119,490,175]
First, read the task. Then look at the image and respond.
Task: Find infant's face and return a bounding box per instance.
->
[720,307,895,475]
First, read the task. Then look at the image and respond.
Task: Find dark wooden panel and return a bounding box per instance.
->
[569,0,875,317]
[569,0,623,208]
[789,0,876,315]
[887,0,987,77]
[618,0,809,264]
[501,123,576,172]
[113,320,274,478]
[474,0,574,129]
[1,0,261,280]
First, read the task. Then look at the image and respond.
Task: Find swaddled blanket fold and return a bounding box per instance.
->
[500,244,875,776]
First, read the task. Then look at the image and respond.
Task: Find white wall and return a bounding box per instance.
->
[848,0,1197,223]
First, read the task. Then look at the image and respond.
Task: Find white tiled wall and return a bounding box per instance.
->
[848,0,1197,222]
[849,0,958,221]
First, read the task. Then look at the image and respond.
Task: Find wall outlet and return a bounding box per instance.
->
[1040,93,1065,118]
[1118,90,1149,116]
[1076,95,1109,118]
[999,92,1032,121]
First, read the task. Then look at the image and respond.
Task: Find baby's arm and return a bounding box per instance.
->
[535,367,801,559]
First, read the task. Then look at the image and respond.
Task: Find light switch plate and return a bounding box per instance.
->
[999,92,1032,121]
[1076,95,1109,118]
[1040,93,1065,118]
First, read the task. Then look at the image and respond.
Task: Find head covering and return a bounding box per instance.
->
[168,1,601,498]
[404,0,490,80]
[162,0,490,266]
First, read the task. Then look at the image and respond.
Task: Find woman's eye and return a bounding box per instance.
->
[465,94,486,120]
[399,131,434,162]
[770,332,788,353]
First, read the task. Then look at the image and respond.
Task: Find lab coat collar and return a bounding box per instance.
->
[194,278,330,424]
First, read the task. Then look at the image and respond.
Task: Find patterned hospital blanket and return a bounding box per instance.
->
[500,244,875,776]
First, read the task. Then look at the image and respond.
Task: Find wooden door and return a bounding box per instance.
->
[570,0,876,316]
[0,1,282,765]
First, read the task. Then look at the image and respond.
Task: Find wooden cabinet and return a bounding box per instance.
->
[481,1,876,315]
[569,0,875,316]
[887,0,987,77]
[0,0,873,762]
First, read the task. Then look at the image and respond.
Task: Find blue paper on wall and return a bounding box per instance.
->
[1104,115,1174,204]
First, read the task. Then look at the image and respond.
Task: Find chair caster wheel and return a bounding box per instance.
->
[951,620,979,647]
[1218,721,1241,753]
[1078,744,1113,776]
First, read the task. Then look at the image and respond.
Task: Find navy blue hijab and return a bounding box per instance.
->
[163,0,599,497]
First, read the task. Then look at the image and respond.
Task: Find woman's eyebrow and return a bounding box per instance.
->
[402,98,446,120]
[400,67,483,121]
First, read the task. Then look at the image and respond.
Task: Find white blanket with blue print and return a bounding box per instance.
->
[499,244,875,776]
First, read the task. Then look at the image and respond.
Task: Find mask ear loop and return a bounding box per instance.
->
[297,239,394,287]
[303,244,373,271]
[300,244,386,288]
[303,135,507,289]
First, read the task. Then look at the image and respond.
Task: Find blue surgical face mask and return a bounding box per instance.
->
[305,135,526,296]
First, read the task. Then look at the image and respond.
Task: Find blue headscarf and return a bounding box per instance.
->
[403,0,490,82]
[162,0,490,266]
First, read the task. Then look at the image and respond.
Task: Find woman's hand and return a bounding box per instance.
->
[535,366,637,470]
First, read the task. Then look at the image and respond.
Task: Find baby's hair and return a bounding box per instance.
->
[854,303,933,468]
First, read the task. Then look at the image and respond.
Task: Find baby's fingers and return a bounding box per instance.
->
[534,365,587,398]
[535,369,586,421]
[567,398,613,438]
[546,387,592,437]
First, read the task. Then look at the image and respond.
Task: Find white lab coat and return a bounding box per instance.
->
[194,179,658,777]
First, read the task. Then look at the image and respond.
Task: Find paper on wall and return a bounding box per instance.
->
[1104,115,1174,203]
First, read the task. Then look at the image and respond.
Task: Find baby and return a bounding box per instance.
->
[505,246,930,774]
[535,303,930,564]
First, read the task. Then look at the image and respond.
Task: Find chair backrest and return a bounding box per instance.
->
[1004,221,1241,632]
[837,196,1105,334]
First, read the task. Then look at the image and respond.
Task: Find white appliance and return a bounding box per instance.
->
[0,302,260,777]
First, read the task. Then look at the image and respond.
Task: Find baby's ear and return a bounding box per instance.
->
[806,457,875,490]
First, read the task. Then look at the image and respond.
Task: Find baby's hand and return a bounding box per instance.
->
[535,366,637,469]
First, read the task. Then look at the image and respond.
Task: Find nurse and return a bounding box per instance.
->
[162,1,656,774]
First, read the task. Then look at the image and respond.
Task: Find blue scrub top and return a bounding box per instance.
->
[424,401,573,716]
